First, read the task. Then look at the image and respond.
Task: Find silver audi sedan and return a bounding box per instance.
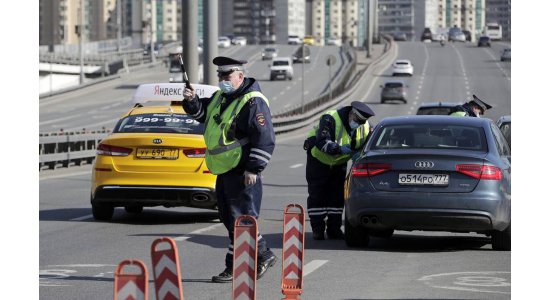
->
[344,116,511,250]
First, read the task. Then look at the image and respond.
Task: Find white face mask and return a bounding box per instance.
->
[219,80,234,93]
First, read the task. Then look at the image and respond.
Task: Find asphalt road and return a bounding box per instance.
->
[39,41,511,299]
[39,44,343,133]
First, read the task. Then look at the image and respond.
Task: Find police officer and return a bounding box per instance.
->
[449,95,492,117]
[305,101,375,240]
[182,56,277,283]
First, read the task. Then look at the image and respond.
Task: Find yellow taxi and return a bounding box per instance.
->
[90,83,219,220]
[303,35,315,45]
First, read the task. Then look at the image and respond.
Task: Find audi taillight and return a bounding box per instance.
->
[456,164,502,180]
[97,144,132,156]
[352,163,391,177]
[183,148,206,158]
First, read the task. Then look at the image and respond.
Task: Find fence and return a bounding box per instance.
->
[39,37,394,170]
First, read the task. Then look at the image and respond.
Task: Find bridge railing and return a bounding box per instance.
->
[39,37,395,170]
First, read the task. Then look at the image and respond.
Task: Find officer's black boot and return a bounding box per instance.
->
[212,267,233,283]
[327,227,345,240]
[257,251,277,279]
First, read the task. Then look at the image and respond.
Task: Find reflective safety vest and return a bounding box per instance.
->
[204,90,269,175]
[450,111,468,117]
[308,110,370,166]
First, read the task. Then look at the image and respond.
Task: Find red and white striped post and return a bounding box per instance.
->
[232,215,258,300]
[114,259,149,300]
[151,237,184,300]
[281,204,305,300]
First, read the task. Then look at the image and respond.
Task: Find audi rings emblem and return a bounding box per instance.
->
[153,139,163,144]
[414,161,434,168]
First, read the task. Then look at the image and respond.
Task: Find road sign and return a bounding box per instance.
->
[281,204,305,300]
[151,237,184,300]
[114,259,148,300]
[232,216,258,300]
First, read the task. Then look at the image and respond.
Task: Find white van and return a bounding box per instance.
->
[269,57,294,81]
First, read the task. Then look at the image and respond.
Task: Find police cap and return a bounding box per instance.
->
[213,56,247,76]
[469,94,492,112]
[351,101,375,122]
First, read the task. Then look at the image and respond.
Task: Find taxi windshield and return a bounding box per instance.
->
[114,113,204,134]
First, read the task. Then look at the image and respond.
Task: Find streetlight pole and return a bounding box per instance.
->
[79,0,84,85]
[301,43,305,114]
[117,0,121,53]
[149,13,155,64]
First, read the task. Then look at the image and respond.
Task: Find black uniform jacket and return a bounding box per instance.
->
[182,78,275,174]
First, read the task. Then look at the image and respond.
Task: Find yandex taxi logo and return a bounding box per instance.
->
[132,83,219,104]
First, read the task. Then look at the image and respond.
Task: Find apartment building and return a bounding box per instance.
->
[311,0,367,46]
[377,0,414,40]
[485,0,510,39]
[438,0,485,39]
[39,0,87,46]
[275,0,306,44]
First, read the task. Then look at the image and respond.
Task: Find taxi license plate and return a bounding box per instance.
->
[137,148,179,160]
[398,174,449,185]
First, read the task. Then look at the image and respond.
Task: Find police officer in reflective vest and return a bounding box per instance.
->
[449,94,492,117]
[304,101,375,240]
[182,56,277,283]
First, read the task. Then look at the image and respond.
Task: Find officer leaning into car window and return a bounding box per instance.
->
[304,101,375,240]
[449,94,492,117]
[182,56,277,283]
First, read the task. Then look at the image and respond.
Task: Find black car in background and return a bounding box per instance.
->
[416,102,460,115]
[344,116,511,251]
[478,36,491,47]
[421,28,432,41]
[462,30,472,42]
[393,32,407,41]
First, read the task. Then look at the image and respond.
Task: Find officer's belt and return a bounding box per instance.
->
[207,138,250,155]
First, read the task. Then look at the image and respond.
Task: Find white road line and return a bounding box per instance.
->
[173,223,224,241]
[303,260,328,277]
[71,214,94,221]
[290,163,303,169]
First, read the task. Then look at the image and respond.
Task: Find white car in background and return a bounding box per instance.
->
[392,59,414,76]
[232,36,247,46]
[218,36,231,48]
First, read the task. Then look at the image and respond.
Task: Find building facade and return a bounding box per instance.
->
[485,0,510,40]
[311,0,366,46]
[275,0,306,44]
[377,0,415,40]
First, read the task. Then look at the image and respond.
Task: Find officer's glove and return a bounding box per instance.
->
[340,145,352,154]
[244,171,258,186]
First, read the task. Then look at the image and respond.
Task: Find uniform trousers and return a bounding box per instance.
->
[305,150,347,233]
[216,169,273,269]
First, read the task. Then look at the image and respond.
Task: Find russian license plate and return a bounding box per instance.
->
[136,148,179,159]
[398,173,449,185]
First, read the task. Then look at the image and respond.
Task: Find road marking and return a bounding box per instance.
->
[71,214,94,221]
[290,163,303,168]
[303,260,328,277]
[173,223,224,241]
[419,271,510,295]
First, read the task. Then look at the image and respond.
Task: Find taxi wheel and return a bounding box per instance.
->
[92,203,114,221]
[344,217,370,248]
[125,206,144,214]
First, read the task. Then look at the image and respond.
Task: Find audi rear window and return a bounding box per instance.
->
[385,82,404,88]
[114,113,204,134]
[370,124,487,151]
[416,107,454,115]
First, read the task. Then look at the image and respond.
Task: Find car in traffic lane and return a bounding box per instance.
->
[500,48,511,61]
[344,116,511,251]
[380,80,408,104]
[497,115,511,148]
[90,83,220,221]
[261,47,278,60]
[218,36,231,48]
[478,36,491,47]
[392,59,414,76]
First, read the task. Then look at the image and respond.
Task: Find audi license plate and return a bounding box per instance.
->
[398,173,449,185]
[137,148,179,160]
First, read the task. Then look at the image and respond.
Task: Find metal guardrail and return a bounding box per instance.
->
[39,37,395,171]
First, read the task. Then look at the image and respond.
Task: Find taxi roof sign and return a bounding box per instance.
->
[132,83,219,104]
